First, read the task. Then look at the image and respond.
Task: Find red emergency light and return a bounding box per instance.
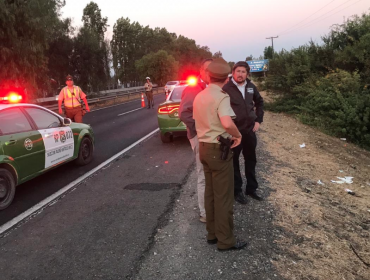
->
[187,76,197,86]
[0,92,23,103]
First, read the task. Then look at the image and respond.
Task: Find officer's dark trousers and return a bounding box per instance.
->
[199,142,236,250]
[232,130,258,195]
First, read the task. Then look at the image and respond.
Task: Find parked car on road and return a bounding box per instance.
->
[0,102,95,210]
[157,85,187,143]
[164,81,179,95]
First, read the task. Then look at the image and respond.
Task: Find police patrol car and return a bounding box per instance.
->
[0,102,95,210]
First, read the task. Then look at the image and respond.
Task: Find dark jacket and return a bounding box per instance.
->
[222,78,264,134]
[179,78,206,139]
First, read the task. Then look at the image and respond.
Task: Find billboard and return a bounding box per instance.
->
[246,59,269,72]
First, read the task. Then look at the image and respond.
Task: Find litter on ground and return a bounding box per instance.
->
[331,177,354,184]
[345,189,355,195]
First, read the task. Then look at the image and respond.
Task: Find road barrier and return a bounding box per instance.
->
[42,87,164,111]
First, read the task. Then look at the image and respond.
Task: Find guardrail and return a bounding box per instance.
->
[43,87,164,111]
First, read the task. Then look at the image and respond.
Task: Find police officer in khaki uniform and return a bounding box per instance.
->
[193,58,248,251]
[144,77,154,109]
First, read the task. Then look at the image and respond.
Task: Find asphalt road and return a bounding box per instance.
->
[0,125,194,279]
[0,94,167,226]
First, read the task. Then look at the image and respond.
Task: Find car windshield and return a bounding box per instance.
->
[166,81,178,86]
[170,87,186,102]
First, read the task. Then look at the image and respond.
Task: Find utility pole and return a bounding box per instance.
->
[266,36,278,58]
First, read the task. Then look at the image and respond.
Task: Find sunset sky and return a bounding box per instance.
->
[61,0,369,62]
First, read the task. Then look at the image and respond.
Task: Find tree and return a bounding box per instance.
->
[47,18,74,94]
[135,50,179,86]
[82,1,108,40]
[228,62,235,70]
[213,51,223,58]
[0,0,67,97]
[74,2,110,92]
[245,55,254,61]
[264,47,273,59]
[111,17,212,83]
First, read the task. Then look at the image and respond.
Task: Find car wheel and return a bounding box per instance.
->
[0,168,16,210]
[160,133,173,143]
[76,137,94,166]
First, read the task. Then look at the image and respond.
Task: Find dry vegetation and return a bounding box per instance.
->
[260,91,370,280]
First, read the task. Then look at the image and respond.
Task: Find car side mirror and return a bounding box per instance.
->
[63,118,72,126]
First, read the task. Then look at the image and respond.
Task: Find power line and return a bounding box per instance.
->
[281,0,364,36]
[278,0,337,35]
[279,0,355,36]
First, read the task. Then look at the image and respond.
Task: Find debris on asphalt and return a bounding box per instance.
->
[345,189,355,195]
[299,143,306,148]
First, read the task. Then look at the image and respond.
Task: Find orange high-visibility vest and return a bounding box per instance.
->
[62,86,82,108]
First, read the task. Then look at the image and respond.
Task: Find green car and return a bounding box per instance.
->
[0,103,95,210]
[157,85,188,143]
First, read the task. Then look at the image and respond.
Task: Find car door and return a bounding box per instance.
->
[23,107,75,170]
[0,107,45,180]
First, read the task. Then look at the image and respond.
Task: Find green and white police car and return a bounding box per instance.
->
[0,103,95,210]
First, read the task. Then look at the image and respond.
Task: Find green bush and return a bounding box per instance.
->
[265,13,370,149]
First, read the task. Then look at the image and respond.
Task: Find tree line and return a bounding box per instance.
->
[264,12,370,149]
[0,0,219,98]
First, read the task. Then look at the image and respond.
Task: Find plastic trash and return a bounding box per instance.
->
[331,177,353,184]
[340,138,347,141]
[345,189,355,195]
[338,177,353,184]
[299,143,306,148]
[317,180,325,185]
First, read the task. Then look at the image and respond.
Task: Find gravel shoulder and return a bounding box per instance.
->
[136,91,370,280]
[135,138,284,280]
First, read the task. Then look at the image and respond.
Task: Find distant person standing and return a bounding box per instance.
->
[194,58,247,251]
[144,77,154,109]
[223,61,264,204]
[58,75,90,123]
[179,58,213,223]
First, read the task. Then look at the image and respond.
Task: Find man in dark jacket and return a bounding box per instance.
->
[222,61,264,204]
[179,58,213,223]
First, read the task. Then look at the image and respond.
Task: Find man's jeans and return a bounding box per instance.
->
[189,136,206,217]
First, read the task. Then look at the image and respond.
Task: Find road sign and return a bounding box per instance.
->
[246,60,269,72]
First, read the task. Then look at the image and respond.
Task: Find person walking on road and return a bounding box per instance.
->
[193,58,247,251]
[58,75,90,123]
[222,61,264,204]
[179,58,213,223]
[144,77,154,109]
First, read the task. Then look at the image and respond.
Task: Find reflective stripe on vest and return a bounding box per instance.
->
[63,86,81,108]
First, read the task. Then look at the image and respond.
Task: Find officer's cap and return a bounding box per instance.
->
[206,58,231,79]
[232,61,250,72]
[146,77,150,80]
[66,74,73,81]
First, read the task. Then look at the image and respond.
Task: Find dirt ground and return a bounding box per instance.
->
[259,91,370,280]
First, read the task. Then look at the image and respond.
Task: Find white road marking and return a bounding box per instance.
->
[117,107,143,116]
[91,93,162,113]
[0,128,160,235]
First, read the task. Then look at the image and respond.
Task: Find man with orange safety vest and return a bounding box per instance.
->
[58,75,90,123]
